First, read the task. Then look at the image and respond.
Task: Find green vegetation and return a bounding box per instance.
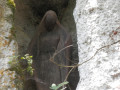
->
[8,54,34,88]
[21,54,34,75]
[50,81,69,90]
[7,0,15,13]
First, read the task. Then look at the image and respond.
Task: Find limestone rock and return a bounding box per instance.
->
[74,0,120,90]
[0,0,18,89]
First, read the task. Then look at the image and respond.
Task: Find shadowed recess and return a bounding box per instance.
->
[14,0,79,90]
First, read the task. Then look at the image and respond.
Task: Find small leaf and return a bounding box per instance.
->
[30,69,34,75]
[50,81,69,90]
[28,60,32,65]
[25,54,29,57]
[21,57,25,59]
[30,56,33,58]
[8,61,12,64]
[50,84,57,89]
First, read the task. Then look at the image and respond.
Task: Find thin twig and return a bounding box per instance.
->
[64,67,75,82]
[50,45,74,68]
[50,57,74,68]
[50,40,120,68]
[50,40,120,84]
[76,40,120,67]
[54,45,73,56]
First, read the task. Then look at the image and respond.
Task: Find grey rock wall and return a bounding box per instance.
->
[0,0,18,89]
[74,0,120,90]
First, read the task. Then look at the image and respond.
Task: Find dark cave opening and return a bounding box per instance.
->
[14,0,79,89]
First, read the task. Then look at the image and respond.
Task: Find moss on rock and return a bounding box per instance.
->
[7,0,15,13]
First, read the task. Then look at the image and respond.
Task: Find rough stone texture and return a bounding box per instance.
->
[0,0,18,89]
[74,0,120,90]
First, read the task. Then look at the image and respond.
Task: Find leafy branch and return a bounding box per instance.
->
[8,54,34,88]
[50,81,69,90]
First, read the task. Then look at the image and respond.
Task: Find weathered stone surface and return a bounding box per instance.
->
[0,0,18,89]
[74,0,120,90]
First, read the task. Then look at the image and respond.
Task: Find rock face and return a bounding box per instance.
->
[0,0,18,89]
[74,0,120,90]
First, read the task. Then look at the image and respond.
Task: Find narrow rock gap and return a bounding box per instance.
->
[14,0,79,89]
